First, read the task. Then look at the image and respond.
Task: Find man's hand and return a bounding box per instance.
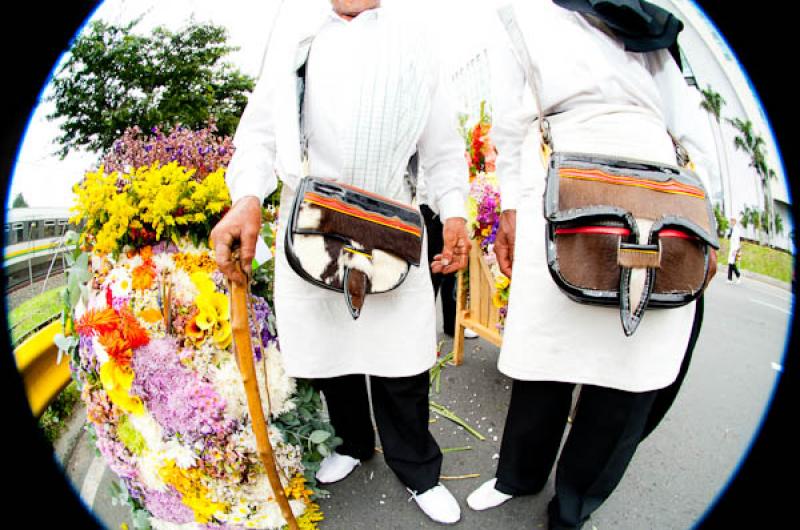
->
[495,210,517,278]
[210,196,263,285]
[431,217,471,275]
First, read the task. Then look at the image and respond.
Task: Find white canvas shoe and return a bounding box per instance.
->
[464,328,479,339]
[466,478,513,511]
[408,483,461,524]
[315,452,361,484]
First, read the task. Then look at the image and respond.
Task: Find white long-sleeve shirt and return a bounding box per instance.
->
[225,5,467,221]
[225,5,468,378]
[490,0,717,391]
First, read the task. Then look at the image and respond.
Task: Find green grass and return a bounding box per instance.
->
[39,381,81,444]
[717,238,794,284]
[7,287,63,347]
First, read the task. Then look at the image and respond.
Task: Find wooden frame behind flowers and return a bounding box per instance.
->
[453,239,503,365]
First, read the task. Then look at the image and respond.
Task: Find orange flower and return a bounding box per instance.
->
[98,330,134,366]
[139,307,164,324]
[118,307,150,350]
[139,245,153,261]
[76,307,120,337]
[185,315,205,343]
[132,263,156,291]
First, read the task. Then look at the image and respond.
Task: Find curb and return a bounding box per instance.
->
[53,402,88,467]
[742,269,793,292]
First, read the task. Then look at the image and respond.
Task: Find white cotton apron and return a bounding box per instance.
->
[273,184,438,379]
[498,106,698,392]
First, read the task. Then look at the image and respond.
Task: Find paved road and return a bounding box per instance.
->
[53,271,793,529]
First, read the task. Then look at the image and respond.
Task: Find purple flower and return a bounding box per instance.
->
[95,427,139,480]
[131,337,233,442]
[249,295,275,361]
[143,486,195,523]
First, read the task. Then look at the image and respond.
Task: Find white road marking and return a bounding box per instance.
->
[79,455,106,509]
[749,298,792,315]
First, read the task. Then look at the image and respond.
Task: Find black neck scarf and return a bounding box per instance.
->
[553,0,684,52]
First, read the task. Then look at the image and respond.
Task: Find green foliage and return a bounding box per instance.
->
[713,203,729,238]
[8,287,64,346]
[47,18,254,157]
[38,381,81,443]
[273,380,342,500]
[110,479,152,530]
[11,192,28,208]
[718,238,793,283]
[774,213,784,235]
[700,85,725,123]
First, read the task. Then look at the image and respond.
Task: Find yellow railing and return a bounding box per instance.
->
[13,321,72,418]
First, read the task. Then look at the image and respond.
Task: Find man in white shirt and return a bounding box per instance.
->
[727,217,742,284]
[210,0,470,524]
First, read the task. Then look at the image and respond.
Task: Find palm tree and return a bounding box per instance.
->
[699,86,730,215]
[700,85,725,122]
[727,117,773,244]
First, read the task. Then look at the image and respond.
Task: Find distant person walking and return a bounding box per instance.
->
[727,217,742,284]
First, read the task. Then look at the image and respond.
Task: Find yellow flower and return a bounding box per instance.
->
[159,460,228,523]
[494,274,510,290]
[492,290,507,309]
[99,360,144,415]
[297,501,325,530]
[189,271,232,349]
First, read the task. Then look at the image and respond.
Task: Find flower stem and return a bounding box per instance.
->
[429,401,486,441]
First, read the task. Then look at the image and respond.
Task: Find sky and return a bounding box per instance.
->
[6,0,493,210]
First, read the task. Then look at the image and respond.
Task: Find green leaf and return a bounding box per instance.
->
[309,430,331,445]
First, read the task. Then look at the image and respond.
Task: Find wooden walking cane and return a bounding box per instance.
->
[228,252,300,530]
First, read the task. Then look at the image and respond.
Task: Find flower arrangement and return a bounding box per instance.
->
[60,126,338,530]
[102,121,234,179]
[464,103,509,332]
[465,101,497,181]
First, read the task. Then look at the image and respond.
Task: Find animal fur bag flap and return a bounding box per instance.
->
[543,152,719,336]
[285,176,423,319]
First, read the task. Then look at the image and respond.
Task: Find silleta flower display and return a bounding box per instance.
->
[464,106,511,332]
[61,124,335,530]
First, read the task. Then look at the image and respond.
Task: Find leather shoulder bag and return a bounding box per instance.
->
[499,4,719,336]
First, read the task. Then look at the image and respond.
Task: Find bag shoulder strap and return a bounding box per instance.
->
[497,3,693,168]
[497,4,552,150]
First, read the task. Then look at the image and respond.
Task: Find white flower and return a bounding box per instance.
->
[92,336,109,364]
[171,268,199,305]
[105,266,133,298]
[163,438,197,469]
[128,412,164,451]
[138,450,168,492]
[262,343,297,418]
[149,519,201,530]
[208,358,247,420]
[152,252,176,275]
[126,254,144,269]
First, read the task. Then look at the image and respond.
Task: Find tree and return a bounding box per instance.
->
[11,193,29,208]
[699,85,729,216]
[700,85,725,123]
[727,117,775,243]
[47,18,255,158]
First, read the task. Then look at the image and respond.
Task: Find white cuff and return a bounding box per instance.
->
[499,177,522,212]
[437,190,467,221]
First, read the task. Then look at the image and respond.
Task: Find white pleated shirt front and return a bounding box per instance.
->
[225,6,468,378]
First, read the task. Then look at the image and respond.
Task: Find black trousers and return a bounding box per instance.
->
[728,262,741,280]
[421,204,457,336]
[312,372,443,493]
[495,297,705,529]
